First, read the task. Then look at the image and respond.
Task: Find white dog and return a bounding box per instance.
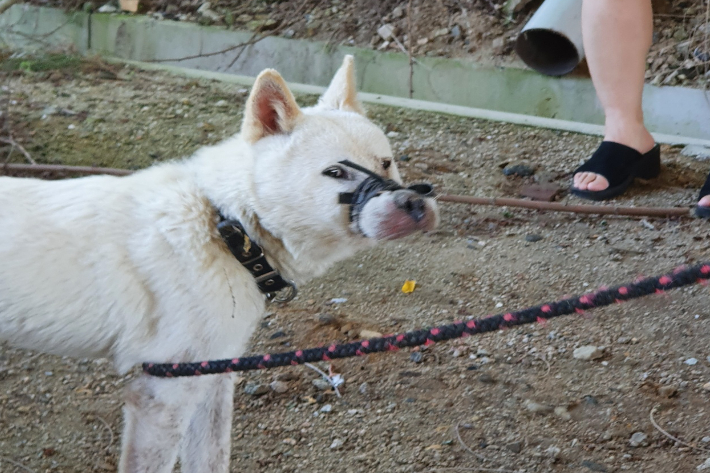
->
[0,56,438,472]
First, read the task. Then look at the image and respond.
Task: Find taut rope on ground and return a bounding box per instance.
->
[143,262,710,377]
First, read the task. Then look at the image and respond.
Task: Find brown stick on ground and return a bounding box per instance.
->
[438,194,692,218]
[1,163,694,218]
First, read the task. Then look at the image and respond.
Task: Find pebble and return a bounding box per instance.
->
[629,432,647,447]
[506,441,523,453]
[702,382,710,391]
[478,373,495,384]
[269,380,289,394]
[314,313,336,325]
[525,234,543,243]
[214,100,228,107]
[658,385,678,398]
[410,352,423,363]
[97,4,118,13]
[377,23,395,40]
[573,345,603,361]
[359,382,368,395]
[244,383,268,396]
[697,458,710,471]
[554,406,572,420]
[502,163,535,177]
[328,298,347,304]
[359,329,382,339]
[330,438,344,449]
[524,400,553,415]
[685,357,698,366]
[581,460,608,472]
[269,330,286,339]
[701,436,710,443]
[320,404,333,413]
[312,379,332,391]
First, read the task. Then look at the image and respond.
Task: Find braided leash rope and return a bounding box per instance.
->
[143,262,710,378]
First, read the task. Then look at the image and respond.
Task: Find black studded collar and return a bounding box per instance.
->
[216,213,297,303]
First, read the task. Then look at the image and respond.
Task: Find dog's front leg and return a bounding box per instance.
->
[179,373,236,473]
[119,375,208,473]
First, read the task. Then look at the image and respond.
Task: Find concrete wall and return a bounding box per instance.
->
[2,5,709,142]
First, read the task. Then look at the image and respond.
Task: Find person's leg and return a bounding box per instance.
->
[573,0,655,192]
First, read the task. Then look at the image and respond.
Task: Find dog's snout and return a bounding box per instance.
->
[395,191,427,223]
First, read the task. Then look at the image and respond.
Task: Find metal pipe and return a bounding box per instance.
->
[514,0,585,76]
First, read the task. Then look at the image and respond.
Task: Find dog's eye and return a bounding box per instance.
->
[382,159,392,170]
[322,166,347,179]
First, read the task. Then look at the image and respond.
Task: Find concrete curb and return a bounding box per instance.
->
[1,4,709,146]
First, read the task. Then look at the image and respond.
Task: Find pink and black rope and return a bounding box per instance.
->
[143,262,710,378]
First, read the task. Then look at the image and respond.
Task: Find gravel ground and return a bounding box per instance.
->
[1,61,710,473]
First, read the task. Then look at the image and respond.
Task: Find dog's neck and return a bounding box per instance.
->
[188,138,312,286]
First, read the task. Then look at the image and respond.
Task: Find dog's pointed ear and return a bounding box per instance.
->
[242,69,303,143]
[317,55,364,115]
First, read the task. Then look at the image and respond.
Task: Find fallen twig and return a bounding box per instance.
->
[2,163,132,176]
[0,136,36,164]
[0,455,36,473]
[649,406,710,452]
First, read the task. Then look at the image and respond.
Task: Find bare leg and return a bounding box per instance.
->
[180,374,236,473]
[573,0,655,192]
[119,376,207,473]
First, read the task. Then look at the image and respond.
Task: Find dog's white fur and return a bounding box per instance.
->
[0,56,438,472]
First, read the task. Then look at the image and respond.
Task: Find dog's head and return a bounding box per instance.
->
[239,56,438,276]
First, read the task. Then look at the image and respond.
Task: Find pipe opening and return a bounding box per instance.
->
[515,29,580,76]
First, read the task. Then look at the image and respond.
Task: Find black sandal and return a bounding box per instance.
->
[570,141,661,201]
[696,172,710,218]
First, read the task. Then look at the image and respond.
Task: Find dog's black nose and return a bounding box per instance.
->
[395,191,427,223]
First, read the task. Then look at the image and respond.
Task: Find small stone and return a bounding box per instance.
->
[701,436,710,443]
[270,380,289,394]
[525,234,543,243]
[413,162,429,171]
[629,431,647,447]
[451,25,461,39]
[410,352,424,363]
[276,372,298,382]
[617,336,631,344]
[503,163,535,177]
[386,131,400,138]
[359,329,382,339]
[214,100,228,107]
[392,6,404,18]
[359,382,368,395]
[244,383,268,396]
[320,404,333,413]
[377,23,396,40]
[685,357,698,366]
[697,458,710,470]
[545,446,561,458]
[432,27,449,38]
[506,441,523,453]
[524,400,553,415]
[573,345,603,361]
[312,379,332,391]
[269,330,287,339]
[314,313,336,325]
[554,406,571,420]
[97,4,118,13]
[702,382,710,391]
[519,183,561,201]
[282,438,297,446]
[581,460,608,472]
[682,145,710,161]
[330,438,344,449]
[417,38,429,46]
[658,385,678,398]
[478,373,495,384]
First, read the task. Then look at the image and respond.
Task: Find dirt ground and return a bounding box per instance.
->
[1,60,710,473]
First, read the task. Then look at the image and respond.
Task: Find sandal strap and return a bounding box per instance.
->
[573,141,644,188]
